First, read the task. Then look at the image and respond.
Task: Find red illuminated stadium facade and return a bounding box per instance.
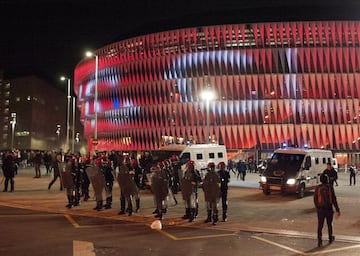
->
[74,21,360,158]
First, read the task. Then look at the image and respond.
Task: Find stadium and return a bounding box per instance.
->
[74,21,360,162]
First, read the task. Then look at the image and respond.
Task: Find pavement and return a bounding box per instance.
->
[1,166,360,243]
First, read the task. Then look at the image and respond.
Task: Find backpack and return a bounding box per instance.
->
[316,185,333,207]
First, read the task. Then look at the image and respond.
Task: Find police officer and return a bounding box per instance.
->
[90,157,106,211]
[203,162,221,225]
[118,156,140,216]
[314,173,340,247]
[150,164,169,220]
[79,155,91,201]
[180,160,201,222]
[217,162,230,221]
[102,154,115,209]
[170,155,181,194]
[62,157,77,208]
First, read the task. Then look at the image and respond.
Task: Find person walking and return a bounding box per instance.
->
[349,164,356,186]
[2,152,16,192]
[314,173,340,247]
[48,152,63,191]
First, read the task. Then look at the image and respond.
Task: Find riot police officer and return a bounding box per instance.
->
[170,155,181,194]
[79,155,91,201]
[102,154,115,209]
[180,160,201,222]
[118,156,140,216]
[150,164,169,220]
[203,162,221,225]
[218,162,230,221]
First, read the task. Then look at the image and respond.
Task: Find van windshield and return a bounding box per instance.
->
[263,153,305,177]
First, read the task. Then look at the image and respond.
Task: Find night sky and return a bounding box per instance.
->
[1,0,360,91]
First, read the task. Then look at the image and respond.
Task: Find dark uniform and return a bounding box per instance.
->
[79,155,91,201]
[61,158,77,208]
[102,157,114,209]
[314,173,340,247]
[88,159,106,211]
[2,153,15,192]
[349,165,356,186]
[170,155,181,194]
[203,162,221,225]
[150,165,169,220]
[218,162,230,221]
[180,160,201,222]
[323,163,338,187]
[117,157,140,216]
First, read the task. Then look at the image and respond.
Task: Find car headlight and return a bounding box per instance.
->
[286,178,296,185]
[260,176,267,183]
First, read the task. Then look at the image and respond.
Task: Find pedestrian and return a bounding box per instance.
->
[43,151,52,174]
[236,160,247,181]
[218,161,230,222]
[48,152,63,191]
[349,164,356,186]
[101,154,114,209]
[2,152,16,192]
[180,160,201,222]
[61,157,77,208]
[33,150,42,178]
[203,162,221,225]
[322,162,338,187]
[79,155,91,201]
[314,173,340,247]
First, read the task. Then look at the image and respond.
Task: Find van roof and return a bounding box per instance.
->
[185,144,226,149]
[274,147,333,155]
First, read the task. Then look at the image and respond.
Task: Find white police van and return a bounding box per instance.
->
[260,147,334,198]
[179,144,227,178]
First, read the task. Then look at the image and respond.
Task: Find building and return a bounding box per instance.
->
[0,75,85,152]
[74,21,360,163]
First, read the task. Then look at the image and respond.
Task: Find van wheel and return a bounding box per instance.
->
[263,187,270,195]
[298,184,305,198]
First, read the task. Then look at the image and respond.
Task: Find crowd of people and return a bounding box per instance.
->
[1,149,231,226]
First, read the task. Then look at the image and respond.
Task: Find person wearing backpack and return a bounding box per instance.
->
[314,173,341,247]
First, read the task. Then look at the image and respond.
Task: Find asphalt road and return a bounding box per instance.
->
[1,168,360,255]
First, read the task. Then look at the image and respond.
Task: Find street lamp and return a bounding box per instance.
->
[60,76,71,152]
[56,124,61,148]
[10,112,16,150]
[85,51,99,152]
[200,88,215,143]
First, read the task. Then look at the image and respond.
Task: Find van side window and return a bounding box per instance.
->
[209,153,215,159]
[315,158,319,164]
[196,154,203,160]
[218,152,223,158]
[322,158,326,164]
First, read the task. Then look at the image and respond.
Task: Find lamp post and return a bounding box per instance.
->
[10,112,16,150]
[72,96,76,153]
[200,88,215,143]
[60,76,71,152]
[86,51,99,152]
